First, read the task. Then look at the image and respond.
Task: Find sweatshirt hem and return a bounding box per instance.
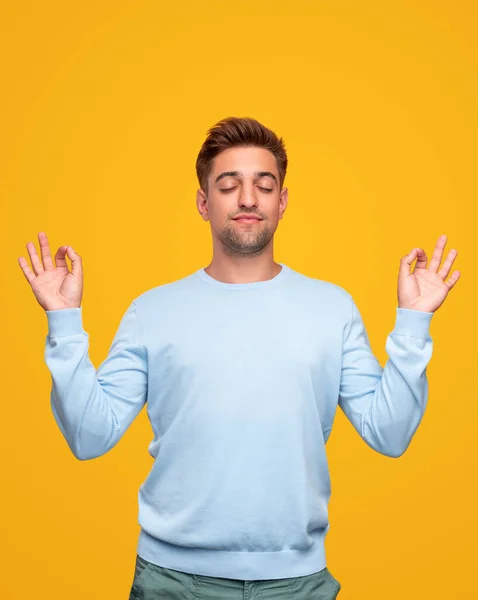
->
[136,529,327,580]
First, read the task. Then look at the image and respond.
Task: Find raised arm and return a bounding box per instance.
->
[45,302,147,459]
[18,232,148,460]
[338,234,460,458]
[338,300,433,457]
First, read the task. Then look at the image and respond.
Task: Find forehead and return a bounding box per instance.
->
[211,146,278,178]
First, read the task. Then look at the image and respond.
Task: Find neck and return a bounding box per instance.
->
[205,244,282,284]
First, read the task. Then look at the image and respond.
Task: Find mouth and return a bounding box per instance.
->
[233,216,263,223]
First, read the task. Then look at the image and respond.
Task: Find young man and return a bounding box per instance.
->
[19,117,460,599]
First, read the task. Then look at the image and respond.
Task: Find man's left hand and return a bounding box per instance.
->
[397,234,461,313]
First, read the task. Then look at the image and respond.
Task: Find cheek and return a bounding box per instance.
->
[267,199,282,220]
[207,194,236,218]
[208,206,233,228]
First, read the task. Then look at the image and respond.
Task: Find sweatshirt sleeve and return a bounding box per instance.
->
[44,301,148,460]
[338,298,433,458]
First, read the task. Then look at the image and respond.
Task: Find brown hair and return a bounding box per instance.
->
[196,117,288,193]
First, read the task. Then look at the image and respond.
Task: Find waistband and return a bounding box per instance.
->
[137,528,328,581]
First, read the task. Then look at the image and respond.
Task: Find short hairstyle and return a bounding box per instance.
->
[196,117,288,193]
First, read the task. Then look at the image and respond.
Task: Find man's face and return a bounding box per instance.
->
[196,146,288,255]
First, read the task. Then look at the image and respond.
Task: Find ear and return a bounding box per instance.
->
[278,187,288,220]
[196,188,209,221]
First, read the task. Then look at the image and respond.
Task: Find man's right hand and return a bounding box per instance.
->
[18,232,84,311]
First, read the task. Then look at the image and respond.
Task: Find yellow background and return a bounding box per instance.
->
[2,1,477,598]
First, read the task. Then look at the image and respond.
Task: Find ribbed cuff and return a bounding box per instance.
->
[392,307,433,339]
[46,307,85,338]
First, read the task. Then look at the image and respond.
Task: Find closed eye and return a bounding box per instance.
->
[219,186,273,193]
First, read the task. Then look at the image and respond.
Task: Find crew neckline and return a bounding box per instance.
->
[195,263,290,290]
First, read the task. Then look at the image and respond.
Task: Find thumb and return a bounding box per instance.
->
[399,248,418,280]
[66,246,83,279]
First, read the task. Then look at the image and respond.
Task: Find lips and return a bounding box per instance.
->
[233,216,262,222]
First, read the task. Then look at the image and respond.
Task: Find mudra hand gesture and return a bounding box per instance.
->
[398,234,460,313]
[18,231,83,312]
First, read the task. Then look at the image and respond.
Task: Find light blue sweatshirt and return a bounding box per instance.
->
[44,264,433,580]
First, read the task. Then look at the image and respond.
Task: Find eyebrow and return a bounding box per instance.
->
[215,171,277,184]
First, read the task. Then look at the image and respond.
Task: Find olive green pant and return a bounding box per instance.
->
[129,555,341,599]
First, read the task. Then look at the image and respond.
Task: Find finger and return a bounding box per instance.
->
[26,240,44,275]
[399,248,418,280]
[437,248,458,280]
[37,232,55,270]
[428,234,447,273]
[445,270,461,290]
[66,246,83,279]
[413,248,428,270]
[18,256,37,285]
[55,245,69,268]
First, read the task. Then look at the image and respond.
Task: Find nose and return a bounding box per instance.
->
[238,182,258,209]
